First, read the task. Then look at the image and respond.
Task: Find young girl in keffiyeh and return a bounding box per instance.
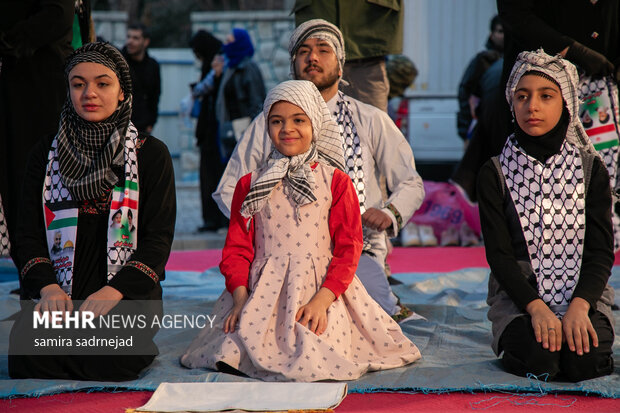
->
[181,80,419,381]
[478,49,615,382]
[9,42,176,381]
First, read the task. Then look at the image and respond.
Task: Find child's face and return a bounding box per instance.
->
[268,101,313,157]
[512,74,563,136]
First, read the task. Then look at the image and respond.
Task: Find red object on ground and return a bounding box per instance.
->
[164,247,489,273]
[164,248,620,273]
[165,248,222,272]
[338,392,620,412]
[0,391,153,413]
[2,390,619,412]
[387,246,488,273]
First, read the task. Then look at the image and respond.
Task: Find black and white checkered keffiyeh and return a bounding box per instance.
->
[0,195,9,257]
[241,146,318,221]
[57,42,133,201]
[240,80,344,220]
[506,49,596,155]
[502,49,589,314]
[500,138,585,314]
[335,91,367,214]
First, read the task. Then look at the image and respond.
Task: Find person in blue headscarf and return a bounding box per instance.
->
[213,28,266,162]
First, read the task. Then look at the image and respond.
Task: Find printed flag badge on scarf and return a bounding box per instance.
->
[110,180,139,211]
[44,205,78,230]
[579,77,620,151]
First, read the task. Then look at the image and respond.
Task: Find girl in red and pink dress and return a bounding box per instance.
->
[181,80,419,381]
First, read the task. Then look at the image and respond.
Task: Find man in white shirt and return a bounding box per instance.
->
[214,19,425,320]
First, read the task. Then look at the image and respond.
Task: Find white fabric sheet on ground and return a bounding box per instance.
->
[136,382,347,412]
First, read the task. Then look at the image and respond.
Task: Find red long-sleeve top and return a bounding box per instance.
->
[220,164,363,298]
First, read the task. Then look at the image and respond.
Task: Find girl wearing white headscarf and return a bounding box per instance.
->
[478,50,614,382]
[181,80,420,381]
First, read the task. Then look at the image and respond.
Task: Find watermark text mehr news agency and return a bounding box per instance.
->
[33,311,217,329]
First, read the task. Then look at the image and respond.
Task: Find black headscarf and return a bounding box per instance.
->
[514,106,570,163]
[512,69,570,163]
[56,42,133,200]
[189,30,222,78]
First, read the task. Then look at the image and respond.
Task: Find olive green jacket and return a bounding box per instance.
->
[294,0,403,60]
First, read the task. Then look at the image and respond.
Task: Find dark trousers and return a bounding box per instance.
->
[8,300,160,381]
[499,311,614,382]
[199,140,228,229]
[9,353,156,382]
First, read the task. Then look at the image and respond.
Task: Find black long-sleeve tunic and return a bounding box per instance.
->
[9,133,176,381]
[16,133,176,301]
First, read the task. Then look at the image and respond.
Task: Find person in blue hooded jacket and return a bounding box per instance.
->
[212,28,266,161]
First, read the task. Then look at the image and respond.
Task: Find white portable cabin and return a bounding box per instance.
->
[403,0,497,164]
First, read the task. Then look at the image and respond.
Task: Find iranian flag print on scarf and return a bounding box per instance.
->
[579,76,620,251]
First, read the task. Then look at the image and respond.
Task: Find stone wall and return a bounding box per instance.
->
[92,10,295,91]
[89,10,296,173]
[191,11,295,91]
[92,11,128,48]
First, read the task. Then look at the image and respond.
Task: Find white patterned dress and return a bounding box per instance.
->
[181,163,420,381]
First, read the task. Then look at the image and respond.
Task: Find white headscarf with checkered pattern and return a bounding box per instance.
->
[506,49,596,154]
[240,80,344,220]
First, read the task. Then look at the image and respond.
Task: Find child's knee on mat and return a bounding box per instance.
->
[561,348,614,382]
[501,347,561,380]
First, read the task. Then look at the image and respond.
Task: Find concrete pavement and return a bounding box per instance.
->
[173,180,226,250]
